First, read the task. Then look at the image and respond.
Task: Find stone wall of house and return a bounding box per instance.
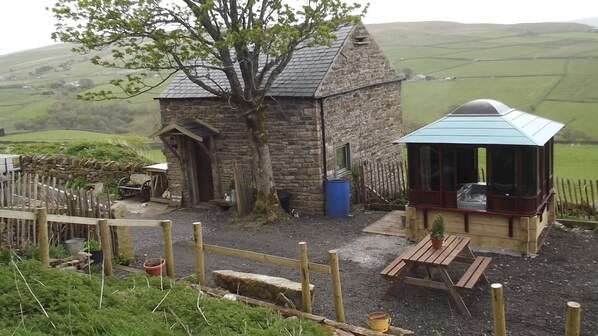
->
[322,82,403,180]
[159,98,325,212]
[315,22,401,97]
[317,22,403,180]
[21,154,145,183]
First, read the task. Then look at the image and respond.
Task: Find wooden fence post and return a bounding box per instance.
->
[491,283,507,336]
[565,301,581,336]
[161,220,175,278]
[37,208,49,267]
[193,222,206,285]
[328,249,345,323]
[298,242,312,314]
[99,219,113,276]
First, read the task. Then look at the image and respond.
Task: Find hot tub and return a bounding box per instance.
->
[457,183,487,211]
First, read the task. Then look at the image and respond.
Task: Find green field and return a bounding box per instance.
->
[0,21,597,180]
[368,21,598,144]
[0,130,114,142]
[554,144,598,181]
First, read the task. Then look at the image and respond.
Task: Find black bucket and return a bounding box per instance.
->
[277,189,292,214]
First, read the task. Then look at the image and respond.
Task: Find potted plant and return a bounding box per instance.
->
[143,258,165,276]
[84,238,103,264]
[430,214,445,249]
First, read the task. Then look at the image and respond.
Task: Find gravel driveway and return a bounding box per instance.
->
[123,201,598,335]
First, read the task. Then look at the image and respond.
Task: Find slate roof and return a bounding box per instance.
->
[394,99,564,146]
[157,24,353,99]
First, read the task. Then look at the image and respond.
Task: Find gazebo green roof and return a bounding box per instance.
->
[394,99,564,146]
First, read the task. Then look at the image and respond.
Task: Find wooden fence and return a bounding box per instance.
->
[16,209,348,323]
[555,177,597,221]
[0,172,113,249]
[191,222,345,322]
[6,207,173,278]
[353,160,407,205]
[491,283,582,336]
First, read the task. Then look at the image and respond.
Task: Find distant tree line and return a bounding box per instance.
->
[13,99,151,134]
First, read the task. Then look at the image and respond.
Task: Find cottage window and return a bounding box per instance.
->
[335,144,351,171]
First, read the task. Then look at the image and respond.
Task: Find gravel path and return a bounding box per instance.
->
[124,202,598,335]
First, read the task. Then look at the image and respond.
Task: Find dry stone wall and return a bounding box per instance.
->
[21,154,145,183]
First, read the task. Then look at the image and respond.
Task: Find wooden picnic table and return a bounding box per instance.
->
[380,234,492,316]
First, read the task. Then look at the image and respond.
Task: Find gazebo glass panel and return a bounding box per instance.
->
[419,145,440,191]
[521,147,538,197]
[490,147,515,196]
[442,148,455,191]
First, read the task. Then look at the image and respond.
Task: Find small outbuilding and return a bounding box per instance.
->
[154,22,403,214]
[395,99,564,254]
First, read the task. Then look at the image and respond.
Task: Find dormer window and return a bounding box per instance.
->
[354,35,369,45]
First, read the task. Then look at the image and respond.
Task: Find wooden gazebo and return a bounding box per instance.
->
[395,99,564,254]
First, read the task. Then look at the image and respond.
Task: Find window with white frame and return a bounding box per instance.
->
[335,144,350,171]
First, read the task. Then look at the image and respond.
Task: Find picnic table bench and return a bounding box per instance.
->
[380,234,492,316]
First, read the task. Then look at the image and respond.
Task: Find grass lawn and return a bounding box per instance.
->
[554,143,598,181]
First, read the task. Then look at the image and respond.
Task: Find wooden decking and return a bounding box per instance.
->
[362,210,406,237]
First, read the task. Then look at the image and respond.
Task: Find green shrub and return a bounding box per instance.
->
[430,214,445,238]
[84,239,102,251]
[49,244,70,259]
[1,138,153,164]
[71,176,88,189]
[113,253,131,266]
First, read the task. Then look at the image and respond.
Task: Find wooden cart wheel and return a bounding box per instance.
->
[117,177,130,198]
[141,180,151,202]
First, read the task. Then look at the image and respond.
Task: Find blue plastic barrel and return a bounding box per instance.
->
[325,179,350,217]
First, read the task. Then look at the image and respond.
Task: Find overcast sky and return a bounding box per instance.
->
[0,0,596,56]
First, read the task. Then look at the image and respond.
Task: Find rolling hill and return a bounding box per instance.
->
[1,21,598,142]
[0,43,163,136]
[366,21,598,141]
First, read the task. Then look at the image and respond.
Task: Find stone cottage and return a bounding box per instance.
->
[153,22,403,213]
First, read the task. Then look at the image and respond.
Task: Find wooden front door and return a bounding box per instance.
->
[181,136,215,205]
[193,139,214,202]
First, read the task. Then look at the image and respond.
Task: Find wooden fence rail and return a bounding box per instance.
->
[192,222,345,322]
[0,208,173,278]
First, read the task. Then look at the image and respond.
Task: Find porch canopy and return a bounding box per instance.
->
[150,119,219,143]
[394,99,564,215]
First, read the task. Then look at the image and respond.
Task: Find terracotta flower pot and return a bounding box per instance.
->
[143,258,165,276]
[431,236,444,249]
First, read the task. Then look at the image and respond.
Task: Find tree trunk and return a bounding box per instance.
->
[245,108,287,222]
